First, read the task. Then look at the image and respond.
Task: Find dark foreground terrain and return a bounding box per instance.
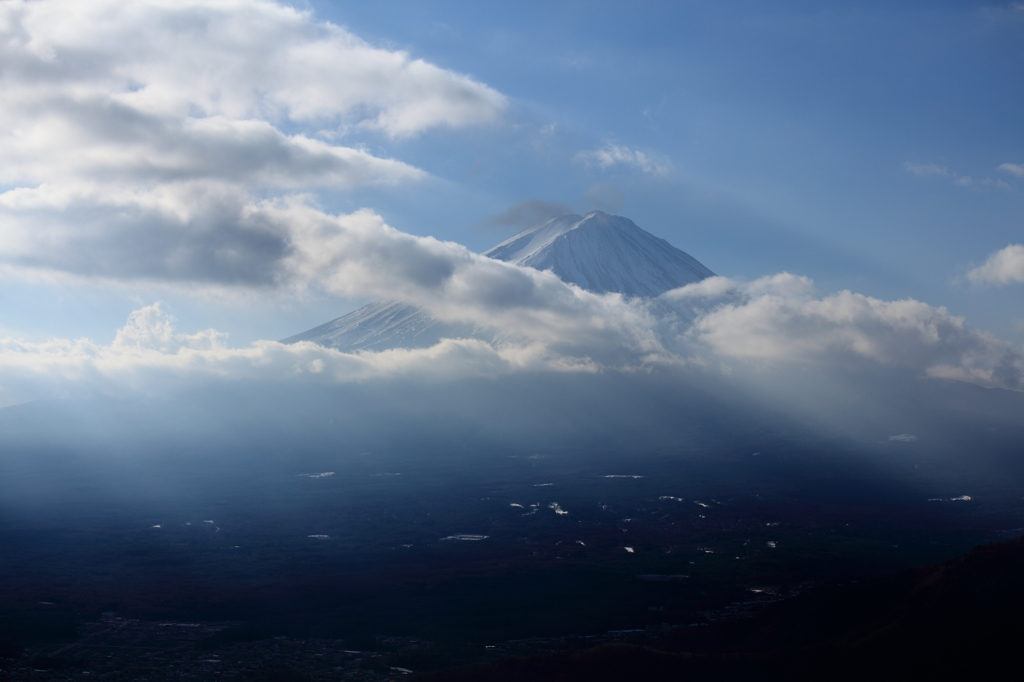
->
[3,536,1023,681]
[423,535,1024,681]
[1,378,1022,679]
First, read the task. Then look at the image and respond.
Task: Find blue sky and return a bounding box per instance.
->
[0,0,1022,407]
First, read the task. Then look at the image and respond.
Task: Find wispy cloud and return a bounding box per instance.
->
[904,162,1009,188]
[888,434,918,442]
[480,200,574,231]
[952,176,1010,188]
[998,163,1024,177]
[575,144,669,174]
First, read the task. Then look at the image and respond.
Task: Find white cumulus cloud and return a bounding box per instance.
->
[0,302,599,408]
[0,0,505,289]
[966,245,1024,286]
[682,273,1023,391]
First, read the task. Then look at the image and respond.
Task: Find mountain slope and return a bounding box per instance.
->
[283,211,714,351]
[280,300,483,352]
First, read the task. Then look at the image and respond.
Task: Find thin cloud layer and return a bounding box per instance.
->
[0,0,505,287]
[966,245,1024,286]
[480,200,576,232]
[903,162,1009,189]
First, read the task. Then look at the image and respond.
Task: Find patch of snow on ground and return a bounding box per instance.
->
[441,534,489,541]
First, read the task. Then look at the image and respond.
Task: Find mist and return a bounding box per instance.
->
[3,358,1021,511]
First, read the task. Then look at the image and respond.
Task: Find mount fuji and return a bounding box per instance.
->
[283,211,715,351]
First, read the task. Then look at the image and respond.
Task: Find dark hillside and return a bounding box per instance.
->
[422,535,1024,681]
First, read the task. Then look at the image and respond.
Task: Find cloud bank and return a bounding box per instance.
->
[0,0,505,288]
[2,263,1020,408]
[0,302,602,408]
[679,273,1021,390]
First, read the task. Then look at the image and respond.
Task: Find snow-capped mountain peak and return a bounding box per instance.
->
[484,211,714,297]
[483,213,587,264]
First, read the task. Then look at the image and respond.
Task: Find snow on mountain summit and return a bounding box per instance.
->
[485,211,714,297]
[283,211,714,351]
